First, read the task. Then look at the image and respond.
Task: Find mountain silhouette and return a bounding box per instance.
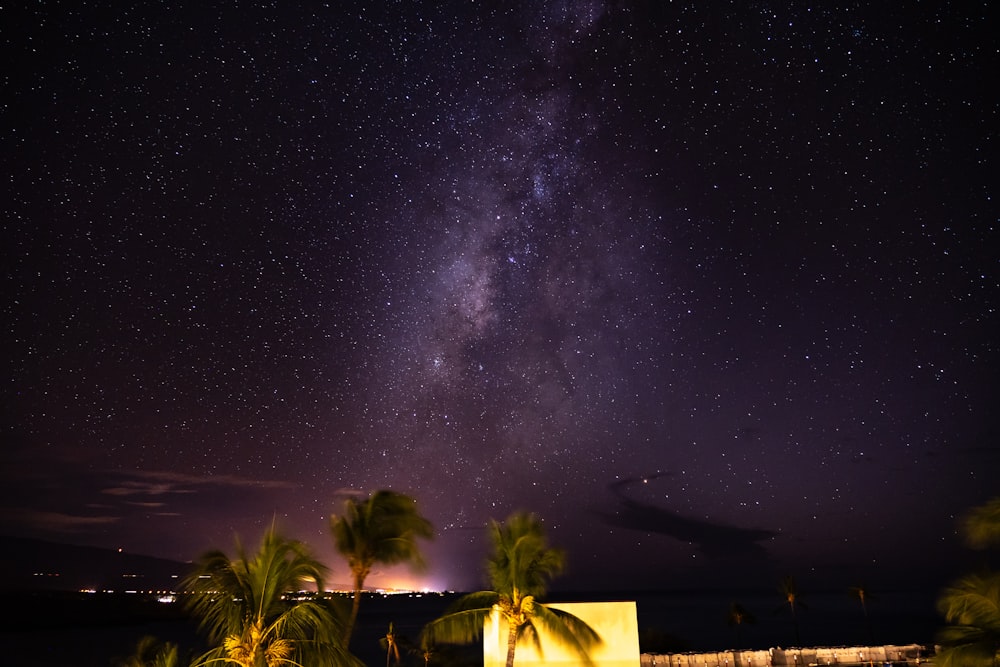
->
[0,535,189,592]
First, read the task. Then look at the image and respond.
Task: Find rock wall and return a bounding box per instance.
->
[640,643,928,666]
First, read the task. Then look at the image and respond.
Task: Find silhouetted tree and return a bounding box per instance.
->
[727,601,756,647]
[330,490,434,647]
[936,572,1000,667]
[849,584,875,644]
[962,497,1000,550]
[184,525,358,667]
[937,496,1000,666]
[117,636,181,667]
[776,575,806,645]
[379,622,402,667]
[422,512,601,667]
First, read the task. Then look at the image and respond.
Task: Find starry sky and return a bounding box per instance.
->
[3,2,997,593]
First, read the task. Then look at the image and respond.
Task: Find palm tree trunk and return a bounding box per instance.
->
[790,606,800,645]
[861,599,874,644]
[505,622,518,667]
[344,572,365,647]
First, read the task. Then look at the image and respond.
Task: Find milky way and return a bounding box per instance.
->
[3,2,996,592]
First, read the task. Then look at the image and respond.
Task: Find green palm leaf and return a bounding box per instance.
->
[938,573,1000,628]
[421,512,600,667]
[119,635,181,667]
[184,525,360,667]
[422,604,494,645]
[936,572,1000,667]
[534,603,601,658]
[962,497,1000,550]
[330,490,434,646]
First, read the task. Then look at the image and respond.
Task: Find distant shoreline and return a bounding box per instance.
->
[0,587,941,664]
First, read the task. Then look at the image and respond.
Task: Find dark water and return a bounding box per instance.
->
[0,588,941,666]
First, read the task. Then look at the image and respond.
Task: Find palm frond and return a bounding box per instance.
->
[443,590,500,613]
[936,572,1000,667]
[121,635,181,667]
[151,643,180,667]
[937,572,1000,628]
[934,636,1000,667]
[267,600,342,642]
[423,512,599,667]
[183,548,248,642]
[727,602,756,626]
[938,623,996,645]
[121,635,160,667]
[531,602,602,665]
[189,645,228,667]
[486,513,565,601]
[223,634,253,666]
[331,490,434,645]
[519,621,544,656]
[962,497,1000,549]
[331,490,434,568]
[184,525,346,666]
[308,640,367,667]
[422,606,493,645]
[264,638,293,667]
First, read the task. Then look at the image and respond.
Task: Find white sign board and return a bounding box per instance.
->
[483,600,640,667]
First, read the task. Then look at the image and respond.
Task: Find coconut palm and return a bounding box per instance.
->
[726,601,756,647]
[962,497,1000,550]
[329,489,434,647]
[777,575,805,645]
[849,584,875,643]
[421,512,601,667]
[935,572,1000,667]
[118,635,181,667]
[379,622,402,667]
[183,525,358,667]
[936,496,1000,666]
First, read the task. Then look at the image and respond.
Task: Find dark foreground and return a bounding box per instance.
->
[0,588,942,666]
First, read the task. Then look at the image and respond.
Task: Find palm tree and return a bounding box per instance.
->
[777,575,805,645]
[379,622,402,667]
[849,584,874,643]
[962,497,1000,550]
[936,496,1000,666]
[118,636,180,667]
[183,525,358,667]
[726,601,756,648]
[329,489,434,647]
[421,512,601,667]
[935,572,1000,667]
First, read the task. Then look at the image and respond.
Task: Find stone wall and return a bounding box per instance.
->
[640,643,928,666]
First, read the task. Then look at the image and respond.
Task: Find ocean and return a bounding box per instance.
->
[0,588,942,666]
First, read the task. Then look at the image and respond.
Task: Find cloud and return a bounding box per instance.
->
[102,481,195,497]
[600,474,778,560]
[101,470,298,497]
[0,507,120,533]
[329,487,367,503]
[130,469,299,490]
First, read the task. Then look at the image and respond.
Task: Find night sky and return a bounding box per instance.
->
[3,2,997,593]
